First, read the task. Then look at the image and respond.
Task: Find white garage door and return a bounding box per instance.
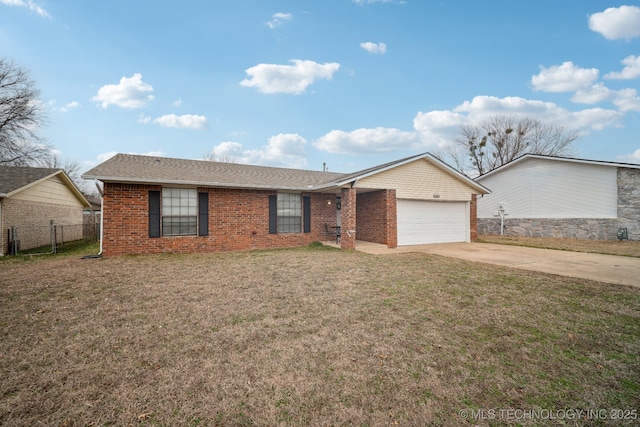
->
[397,200,468,245]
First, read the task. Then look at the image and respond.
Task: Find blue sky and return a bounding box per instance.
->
[2,0,640,178]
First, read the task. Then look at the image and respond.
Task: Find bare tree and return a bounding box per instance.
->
[39,154,96,195]
[0,58,50,165]
[448,115,578,176]
[39,153,80,180]
[202,151,235,163]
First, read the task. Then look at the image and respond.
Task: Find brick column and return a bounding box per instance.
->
[386,189,398,248]
[340,187,356,250]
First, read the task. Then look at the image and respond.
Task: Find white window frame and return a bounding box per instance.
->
[161,188,198,236]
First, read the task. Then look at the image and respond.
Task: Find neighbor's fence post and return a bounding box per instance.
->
[10,226,17,255]
[50,220,57,254]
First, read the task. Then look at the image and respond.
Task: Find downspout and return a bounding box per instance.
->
[83,181,104,259]
[497,203,507,235]
[97,181,104,256]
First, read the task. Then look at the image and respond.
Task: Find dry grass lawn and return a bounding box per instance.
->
[1,244,639,426]
[478,235,640,258]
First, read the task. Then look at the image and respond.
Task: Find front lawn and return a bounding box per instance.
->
[1,246,639,426]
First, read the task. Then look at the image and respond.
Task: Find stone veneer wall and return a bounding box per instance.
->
[478,167,640,241]
[478,218,619,240]
[617,168,640,240]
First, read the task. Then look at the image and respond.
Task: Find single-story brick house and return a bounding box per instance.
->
[475,154,640,240]
[0,165,91,255]
[82,152,490,256]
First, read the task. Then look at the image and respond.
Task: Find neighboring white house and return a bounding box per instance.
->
[475,154,640,240]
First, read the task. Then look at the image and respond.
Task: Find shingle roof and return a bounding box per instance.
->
[82,152,490,194]
[476,153,640,180]
[0,165,60,195]
[82,154,349,190]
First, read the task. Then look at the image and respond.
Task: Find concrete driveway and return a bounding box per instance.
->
[355,241,640,288]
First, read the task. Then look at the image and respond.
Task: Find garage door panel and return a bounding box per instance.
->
[397,200,467,245]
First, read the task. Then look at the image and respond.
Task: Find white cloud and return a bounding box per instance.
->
[531,62,599,92]
[211,133,307,168]
[613,88,640,112]
[360,42,387,54]
[267,12,293,29]
[617,148,640,164]
[172,98,182,107]
[453,96,563,120]
[454,95,623,131]
[240,60,340,95]
[0,0,50,18]
[589,5,640,40]
[91,73,154,109]
[50,100,81,113]
[413,110,467,147]
[605,55,640,80]
[314,127,418,154]
[312,95,624,156]
[61,101,81,112]
[137,114,151,124]
[571,108,622,131]
[153,114,208,130]
[571,83,614,104]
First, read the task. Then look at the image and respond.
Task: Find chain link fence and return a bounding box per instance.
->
[7,221,100,256]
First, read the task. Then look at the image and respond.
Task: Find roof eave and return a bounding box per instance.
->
[5,170,61,197]
[477,154,640,181]
[334,153,491,194]
[4,170,91,207]
[87,176,323,192]
[55,170,91,208]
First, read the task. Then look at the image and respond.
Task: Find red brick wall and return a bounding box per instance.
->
[102,183,338,256]
[356,189,397,248]
[340,188,356,250]
[386,190,398,248]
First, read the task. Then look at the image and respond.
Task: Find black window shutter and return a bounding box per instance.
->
[268,195,277,234]
[149,191,161,238]
[303,196,311,233]
[198,192,209,236]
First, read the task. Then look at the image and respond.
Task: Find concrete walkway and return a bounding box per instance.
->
[353,241,640,288]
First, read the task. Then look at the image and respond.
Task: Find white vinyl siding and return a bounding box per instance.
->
[397,200,468,245]
[477,158,617,218]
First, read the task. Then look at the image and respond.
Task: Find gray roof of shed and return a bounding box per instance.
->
[0,165,61,195]
[0,165,91,207]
